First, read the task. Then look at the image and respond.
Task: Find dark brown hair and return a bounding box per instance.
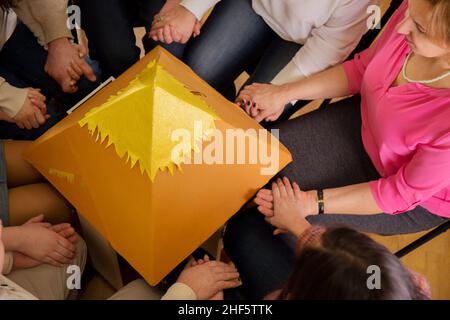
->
[0,0,12,9]
[279,227,427,300]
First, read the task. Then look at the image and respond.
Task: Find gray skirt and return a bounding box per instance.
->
[0,141,9,226]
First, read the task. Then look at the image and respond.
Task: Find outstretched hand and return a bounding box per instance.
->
[177,254,240,300]
[13,88,50,130]
[14,214,78,267]
[255,177,313,237]
[45,38,96,93]
[236,83,288,123]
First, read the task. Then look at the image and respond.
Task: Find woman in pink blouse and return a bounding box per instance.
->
[223,0,450,299]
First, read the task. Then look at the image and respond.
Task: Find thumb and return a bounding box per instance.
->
[273,228,288,236]
[35,101,47,115]
[184,256,195,269]
[193,23,201,37]
[77,44,88,59]
[25,214,45,225]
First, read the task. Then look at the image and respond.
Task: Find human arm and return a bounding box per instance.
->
[162,255,240,300]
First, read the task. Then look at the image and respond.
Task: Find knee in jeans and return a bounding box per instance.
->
[223,210,262,250]
[183,54,222,87]
[99,48,140,77]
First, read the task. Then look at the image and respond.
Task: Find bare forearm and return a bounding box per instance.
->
[290,218,312,238]
[2,227,24,252]
[302,183,383,217]
[279,65,350,102]
[322,183,383,215]
[11,252,41,271]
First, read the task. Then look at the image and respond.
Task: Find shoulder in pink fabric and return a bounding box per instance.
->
[344,0,450,217]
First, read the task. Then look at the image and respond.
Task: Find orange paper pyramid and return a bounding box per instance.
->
[24,47,292,285]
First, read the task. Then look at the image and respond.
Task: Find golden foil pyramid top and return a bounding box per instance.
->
[79,60,220,181]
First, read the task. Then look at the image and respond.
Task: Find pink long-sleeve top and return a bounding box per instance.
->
[342,0,450,218]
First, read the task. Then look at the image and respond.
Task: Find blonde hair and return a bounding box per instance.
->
[426,0,450,46]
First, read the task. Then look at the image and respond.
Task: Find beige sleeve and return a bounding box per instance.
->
[108,280,197,301]
[13,0,72,46]
[108,279,164,300]
[180,0,220,20]
[281,0,376,80]
[0,76,27,117]
[2,252,14,275]
[161,282,197,300]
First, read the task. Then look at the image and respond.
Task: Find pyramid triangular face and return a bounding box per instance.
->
[79,61,219,181]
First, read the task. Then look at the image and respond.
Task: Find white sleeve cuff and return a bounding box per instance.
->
[271,60,306,86]
[161,282,197,300]
[2,252,14,275]
[0,82,28,117]
[271,60,307,105]
[180,0,220,20]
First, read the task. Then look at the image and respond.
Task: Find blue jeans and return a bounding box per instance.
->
[224,206,298,300]
[0,65,68,140]
[0,23,100,140]
[146,0,302,101]
[77,0,165,79]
